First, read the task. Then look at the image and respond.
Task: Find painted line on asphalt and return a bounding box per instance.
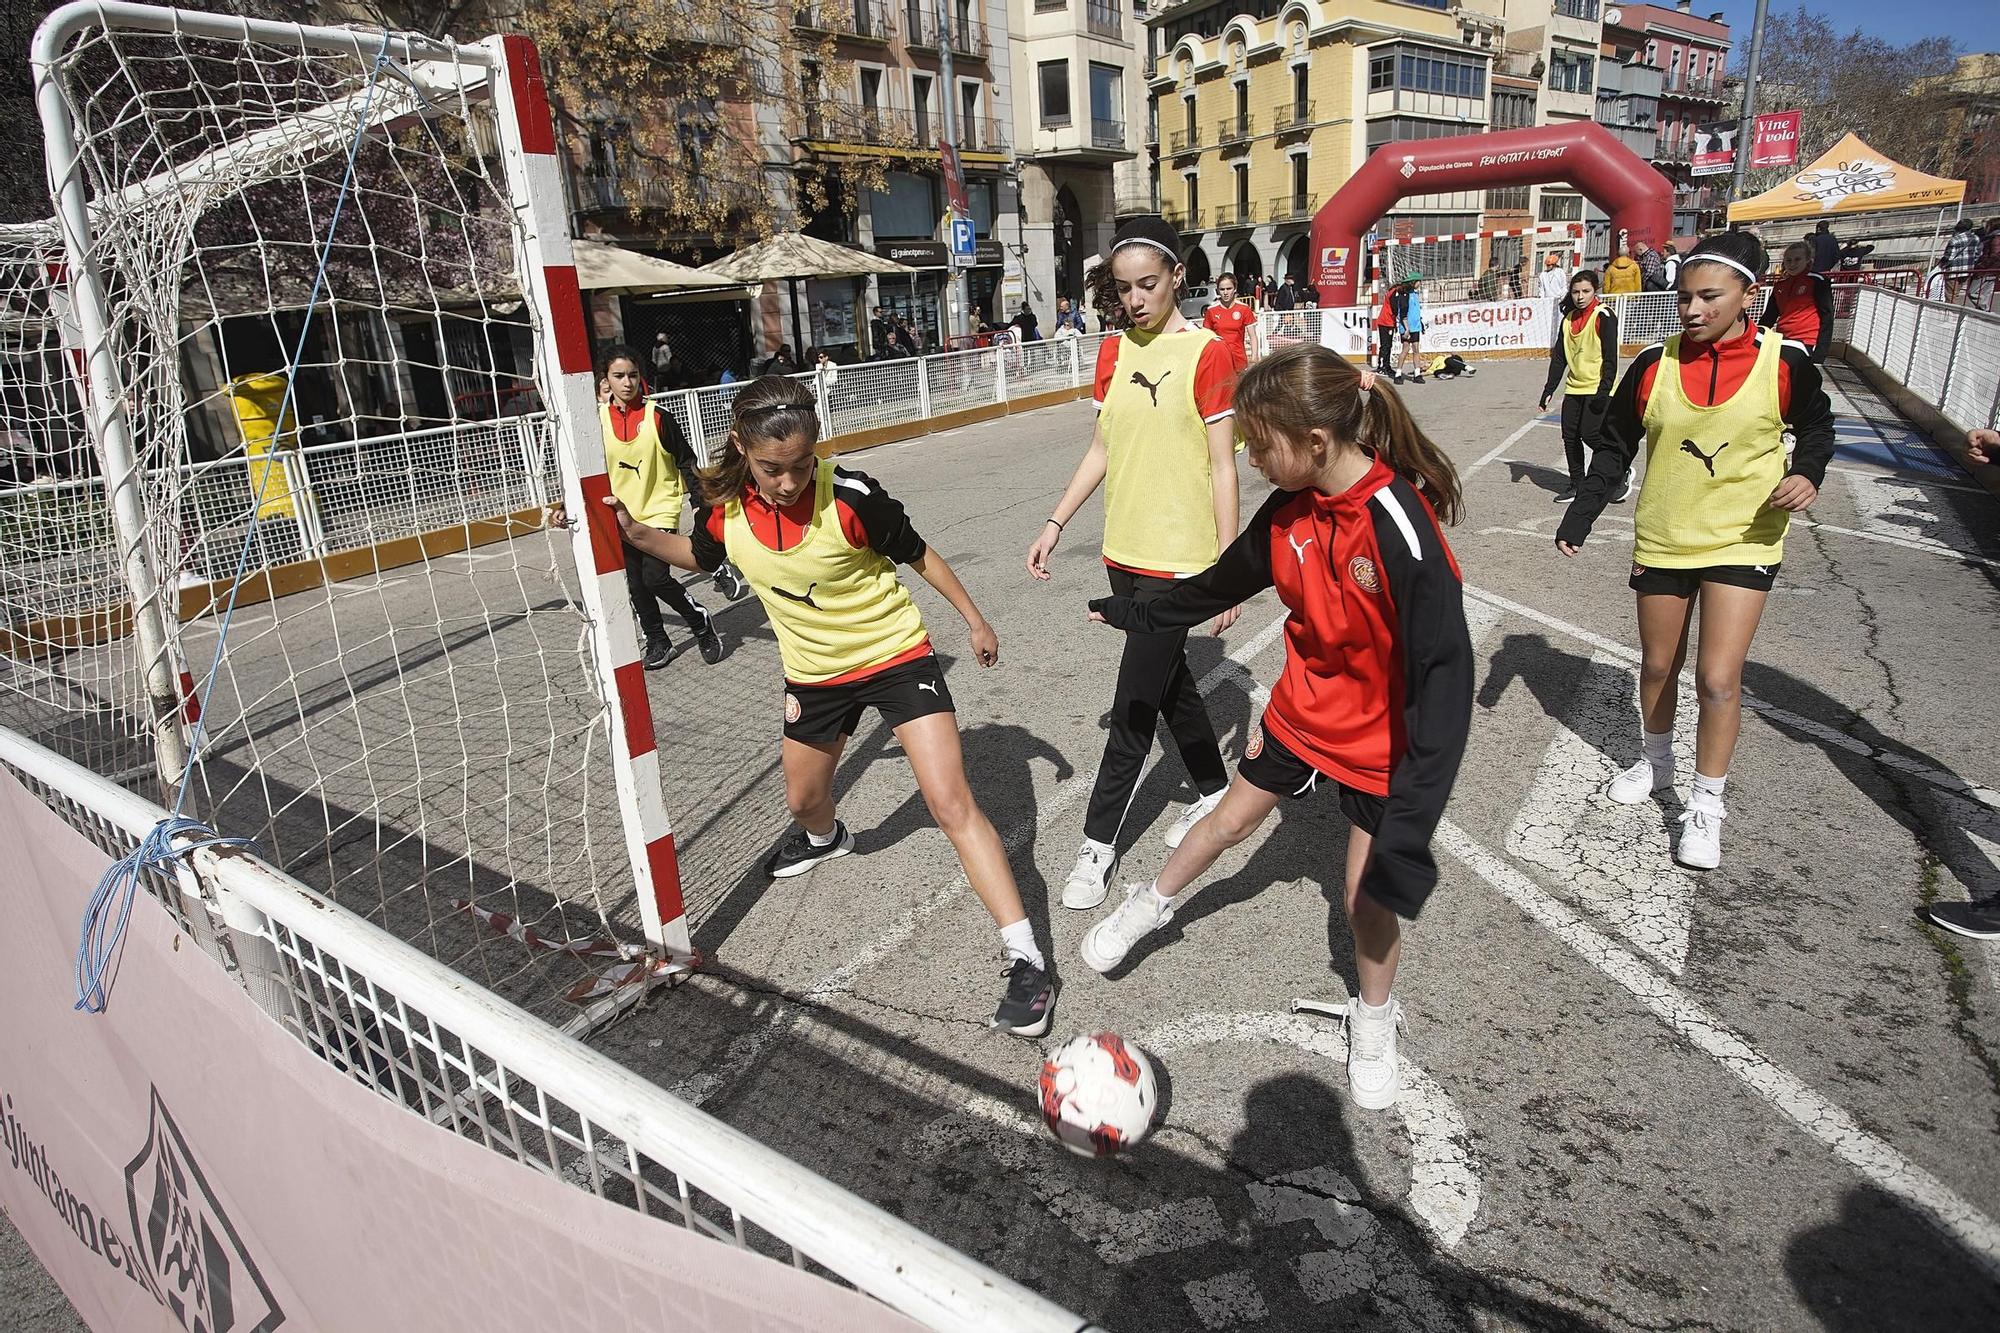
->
[1793,517,2000,571]
[1463,415,1551,479]
[1463,584,2000,811]
[1829,464,1990,497]
[673,605,1296,1107]
[1437,817,2000,1280]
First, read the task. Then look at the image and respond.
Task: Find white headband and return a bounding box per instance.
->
[1684,253,1761,284]
[1111,236,1181,263]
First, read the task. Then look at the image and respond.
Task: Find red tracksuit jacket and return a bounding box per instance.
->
[1090,456,1473,916]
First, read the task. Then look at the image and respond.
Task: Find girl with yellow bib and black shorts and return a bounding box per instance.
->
[609,375,1057,1037]
[1538,270,1630,505]
[1026,215,1242,913]
[599,345,745,669]
[1556,232,1834,871]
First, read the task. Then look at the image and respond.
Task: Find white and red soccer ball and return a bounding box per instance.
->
[1039,1031,1158,1157]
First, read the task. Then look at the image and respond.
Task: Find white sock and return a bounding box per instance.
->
[1641,729,1673,767]
[1147,882,1176,911]
[1355,992,1395,1019]
[999,920,1044,971]
[806,823,838,848]
[1691,771,1727,809]
[1081,836,1114,861]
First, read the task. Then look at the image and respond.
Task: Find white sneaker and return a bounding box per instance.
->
[1344,998,1403,1110]
[1676,802,1725,870]
[1607,757,1671,804]
[1615,468,1636,503]
[1163,789,1225,850]
[1079,883,1174,973]
[1060,840,1117,910]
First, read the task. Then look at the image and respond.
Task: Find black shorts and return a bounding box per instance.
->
[1401,332,1423,345]
[1239,725,1386,836]
[1628,561,1781,596]
[783,654,954,744]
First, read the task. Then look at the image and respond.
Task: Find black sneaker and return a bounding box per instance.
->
[713,563,747,601]
[1554,488,1578,504]
[1614,469,1635,503]
[694,613,724,665]
[764,821,854,879]
[1920,895,2000,940]
[642,634,675,670]
[991,957,1055,1038]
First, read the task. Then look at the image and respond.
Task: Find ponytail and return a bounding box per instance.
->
[1235,344,1462,526]
[698,374,819,506]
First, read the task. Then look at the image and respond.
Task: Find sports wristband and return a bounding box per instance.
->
[1046,517,1064,532]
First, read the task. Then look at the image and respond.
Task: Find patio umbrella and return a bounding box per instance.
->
[572,239,747,296]
[699,233,915,360]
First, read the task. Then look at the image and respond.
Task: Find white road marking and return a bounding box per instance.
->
[1829,464,1989,497]
[1793,516,2000,571]
[1463,584,2000,811]
[1505,650,1702,974]
[1463,415,1552,479]
[672,608,1295,1107]
[1436,818,2000,1280]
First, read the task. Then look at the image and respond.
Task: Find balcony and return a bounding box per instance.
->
[1651,142,1691,164]
[1168,126,1201,154]
[1666,73,1729,101]
[1552,0,1598,19]
[1217,113,1254,146]
[958,115,1010,154]
[1161,205,1202,232]
[793,2,892,40]
[1084,0,1122,38]
[1494,49,1546,81]
[803,99,916,148]
[577,172,753,216]
[1213,201,1257,228]
[1267,191,1318,223]
[1114,188,1157,216]
[1272,100,1315,133]
[909,8,990,60]
[1090,117,1124,150]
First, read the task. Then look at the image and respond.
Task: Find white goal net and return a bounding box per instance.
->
[15,6,675,1020]
[1374,223,1584,304]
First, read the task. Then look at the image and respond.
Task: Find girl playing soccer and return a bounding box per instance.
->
[1078,345,1474,1112]
[1538,270,1629,505]
[608,376,1056,1036]
[1555,231,1835,870]
[599,344,745,668]
[1760,240,1834,364]
[1026,215,1241,914]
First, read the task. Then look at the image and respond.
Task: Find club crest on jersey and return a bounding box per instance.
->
[1347,555,1379,592]
[784,692,801,724]
[1246,728,1265,760]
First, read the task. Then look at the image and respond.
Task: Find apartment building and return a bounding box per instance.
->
[1144,0,1508,294]
[1602,2,1732,233]
[1010,0,1157,311]
[1583,56,1665,260]
[1498,0,1606,261]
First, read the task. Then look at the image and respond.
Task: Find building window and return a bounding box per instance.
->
[1486,186,1530,211]
[913,74,933,142]
[859,67,882,111]
[1539,192,1584,222]
[1089,62,1123,141]
[1186,173,1199,220]
[1492,88,1536,129]
[1366,117,1484,153]
[1234,163,1249,209]
[1644,40,1657,66]
[1292,153,1308,200]
[1549,50,1595,94]
[1380,213,1480,278]
[1369,45,1487,99]
[1669,48,1682,85]
[868,171,937,238]
[1039,59,1070,126]
[1552,0,1598,19]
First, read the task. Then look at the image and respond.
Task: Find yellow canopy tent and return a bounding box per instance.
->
[1728,133,1966,223]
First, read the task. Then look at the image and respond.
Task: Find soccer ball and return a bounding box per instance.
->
[1038,1031,1158,1157]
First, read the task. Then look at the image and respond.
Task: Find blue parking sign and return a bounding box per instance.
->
[949,215,976,265]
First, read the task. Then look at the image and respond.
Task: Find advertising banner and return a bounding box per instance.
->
[1691,121,1738,178]
[1266,296,1559,358]
[0,771,919,1333]
[1750,111,1802,169]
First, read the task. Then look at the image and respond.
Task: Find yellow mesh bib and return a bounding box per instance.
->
[1098,327,1222,575]
[1561,305,1607,396]
[1634,332,1789,568]
[601,403,685,528]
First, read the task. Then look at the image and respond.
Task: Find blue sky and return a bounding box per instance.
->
[1701,0,1998,56]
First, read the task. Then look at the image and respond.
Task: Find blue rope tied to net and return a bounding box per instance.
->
[73,34,396,1014]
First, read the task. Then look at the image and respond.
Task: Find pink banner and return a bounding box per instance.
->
[0,770,921,1333]
[1751,111,1803,169]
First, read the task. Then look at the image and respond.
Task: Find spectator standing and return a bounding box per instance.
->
[1942,219,1981,304]
[1603,246,1643,294]
[1537,253,1569,299]
[1011,305,1043,342]
[1273,275,1300,311]
[1634,239,1668,292]
[651,331,674,380]
[1053,296,1088,334]
[1808,220,1841,275]
[869,306,893,359]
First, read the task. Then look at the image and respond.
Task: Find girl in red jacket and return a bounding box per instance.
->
[1080,344,1474,1112]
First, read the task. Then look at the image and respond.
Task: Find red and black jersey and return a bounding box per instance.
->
[1089,456,1474,917]
[605,398,703,496]
[690,465,926,570]
[1760,271,1834,361]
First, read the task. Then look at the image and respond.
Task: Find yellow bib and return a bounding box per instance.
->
[1098,327,1223,575]
[601,403,685,528]
[722,461,929,684]
[1634,332,1790,568]
[1561,305,1607,396]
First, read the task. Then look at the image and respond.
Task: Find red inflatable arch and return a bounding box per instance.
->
[1311,122,1672,307]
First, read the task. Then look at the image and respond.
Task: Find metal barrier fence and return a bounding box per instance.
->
[1846,285,2000,433]
[0,721,1093,1333]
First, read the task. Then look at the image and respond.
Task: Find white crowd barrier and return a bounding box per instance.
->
[1845,286,2000,433]
[0,722,1094,1333]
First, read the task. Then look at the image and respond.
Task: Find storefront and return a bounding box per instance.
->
[873,239,1006,350]
[804,277,861,357]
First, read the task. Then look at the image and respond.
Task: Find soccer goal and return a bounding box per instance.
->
[21,1,689,1021]
[1372,223,1584,303]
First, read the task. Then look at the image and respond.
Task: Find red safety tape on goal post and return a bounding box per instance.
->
[486,33,693,974]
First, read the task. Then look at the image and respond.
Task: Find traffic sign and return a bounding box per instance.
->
[949,213,977,268]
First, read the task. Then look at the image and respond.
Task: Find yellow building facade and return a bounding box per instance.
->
[1147,0,1507,292]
